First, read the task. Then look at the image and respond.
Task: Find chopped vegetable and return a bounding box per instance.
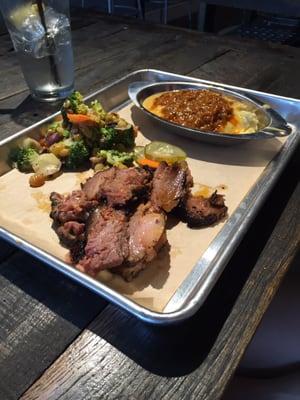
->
[49,141,70,158]
[145,141,186,163]
[94,163,110,172]
[45,132,62,147]
[10,147,39,172]
[22,137,42,152]
[99,126,119,148]
[43,121,70,139]
[63,91,89,115]
[11,91,139,185]
[66,113,97,125]
[65,140,89,169]
[99,125,135,150]
[31,153,62,176]
[117,126,135,149]
[89,100,106,120]
[137,158,160,169]
[97,149,134,168]
[133,145,145,161]
[29,173,46,188]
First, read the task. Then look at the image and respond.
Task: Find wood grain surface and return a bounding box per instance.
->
[0,10,299,400]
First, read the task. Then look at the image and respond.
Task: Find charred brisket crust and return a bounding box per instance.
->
[49,191,97,223]
[70,240,86,264]
[56,221,85,247]
[176,191,228,228]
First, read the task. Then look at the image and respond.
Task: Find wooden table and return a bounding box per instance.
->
[0,11,299,400]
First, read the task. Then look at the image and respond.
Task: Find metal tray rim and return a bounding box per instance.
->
[0,68,299,324]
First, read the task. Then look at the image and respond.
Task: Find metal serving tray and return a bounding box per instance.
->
[0,69,299,324]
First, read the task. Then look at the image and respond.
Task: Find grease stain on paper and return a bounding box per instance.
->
[31,192,51,213]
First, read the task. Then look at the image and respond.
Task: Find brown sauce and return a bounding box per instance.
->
[144,89,233,132]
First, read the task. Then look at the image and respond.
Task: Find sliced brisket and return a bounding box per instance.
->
[151,161,191,213]
[49,160,228,282]
[178,191,227,227]
[115,202,167,281]
[50,190,97,224]
[56,221,85,247]
[76,206,129,277]
[82,166,152,207]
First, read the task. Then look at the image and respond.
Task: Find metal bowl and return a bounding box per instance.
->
[128,81,292,145]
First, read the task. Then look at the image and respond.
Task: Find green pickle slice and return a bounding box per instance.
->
[133,145,145,160]
[145,141,186,163]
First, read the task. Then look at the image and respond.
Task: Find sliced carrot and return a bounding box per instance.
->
[67,113,96,125]
[137,158,160,169]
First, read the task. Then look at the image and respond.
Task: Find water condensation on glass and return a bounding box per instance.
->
[9,3,71,58]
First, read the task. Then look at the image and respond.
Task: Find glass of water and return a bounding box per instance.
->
[0,0,74,101]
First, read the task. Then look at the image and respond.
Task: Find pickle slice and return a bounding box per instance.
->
[145,141,186,163]
[133,145,145,160]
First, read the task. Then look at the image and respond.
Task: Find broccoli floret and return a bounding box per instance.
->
[90,100,106,119]
[10,147,39,172]
[97,149,134,168]
[63,91,89,115]
[62,129,70,138]
[47,121,61,132]
[118,127,135,149]
[99,126,118,148]
[46,121,70,138]
[99,125,135,150]
[65,140,89,169]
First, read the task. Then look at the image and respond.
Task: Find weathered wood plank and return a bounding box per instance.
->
[1,12,300,101]
[0,251,107,400]
[21,170,300,400]
[189,48,300,97]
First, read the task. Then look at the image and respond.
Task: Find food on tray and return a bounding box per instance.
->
[133,141,187,169]
[50,160,228,282]
[150,161,191,213]
[176,191,228,227]
[10,91,137,186]
[8,88,228,282]
[143,89,260,134]
[144,141,187,163]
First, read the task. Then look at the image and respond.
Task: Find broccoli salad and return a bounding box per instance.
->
[10,91,138,187]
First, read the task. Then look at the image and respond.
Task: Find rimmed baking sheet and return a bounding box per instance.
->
[0,69,299,323]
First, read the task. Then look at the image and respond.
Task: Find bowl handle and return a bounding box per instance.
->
[261,124,292,138]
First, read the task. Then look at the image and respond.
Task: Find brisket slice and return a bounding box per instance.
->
[177,191,227,227]
[114,202,167,281]
[76,206,129,277]
[56,221,85,247]
[50,190,97,224]
[82,166,152,207]
[150,161,191,213]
